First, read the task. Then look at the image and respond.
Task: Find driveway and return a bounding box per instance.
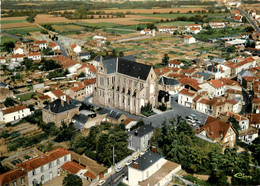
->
[102,166,128,186]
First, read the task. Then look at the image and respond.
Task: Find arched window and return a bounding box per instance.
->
[57,159,60,165]
[41,175,44,182]
[32,179,37,186]
[49,163,52,169]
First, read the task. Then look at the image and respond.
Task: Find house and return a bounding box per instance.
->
[0,105,31,123]
[44,89,66,102]
[209,21,226,29]
[79,52,91,61]
[226,112,249,130]
[179,77,201,92]
[37,95,51,108]
[54,55,77,69]
[35,40,47,50]
[49,42,60,51]
[239,127,258,144]
[96,108,127,124]
[250,113,260,129]
[10,54,24,63]
[77,64,97,79]
[0,56,6,64]
[140,29,152,35]
[127,148,181,186]
[92,35,106,44]
[178,88,196,108]
[158,76,182,95]
[83,78,96,96]
[201,79,225,97]
[65,82,86,100]
[233,15,243,22]
[168,60,183,68]
[71,44,81,54]
[28,52,41,61]
[158,27,178,34]
[128,125,154,151]
[184,35,196,44]
[124,118,138,132]
[196,116,236,149]
[219,78,242,91]
[237,70,254,85]
[185,24,202,31]
[17,147,71,186]
[13,47,24,55]
[225,39,247,47]
[189,27,201,34]
[0,168,28,186]
[88,55,103,68]
[205,65,225,79]
[42,99,79,127]
[94,56,161,115]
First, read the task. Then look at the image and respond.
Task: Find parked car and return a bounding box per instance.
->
[187,119,196,126]
[98,180,106,186]
[125,160,132,166]
[133,156,138,161]
[116,166,123,172]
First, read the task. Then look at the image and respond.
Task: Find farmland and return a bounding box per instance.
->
[2,27,44,35]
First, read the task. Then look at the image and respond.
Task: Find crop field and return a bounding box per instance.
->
[52,24,86,33]
[157,21,195,27]
[2,27,44,35]
[0,19,27,24]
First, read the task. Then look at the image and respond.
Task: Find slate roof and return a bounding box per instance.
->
[97,108,123,120]
[79,52,90,57]
[103,56,151,80]
[159,76,180,86]
[129,150,161,171]
[129,125,154,137]
[43,99,78,113]
[93,55,103,62]
[196,72,212,80]
[238,70,254,77]
[72,114,89,124]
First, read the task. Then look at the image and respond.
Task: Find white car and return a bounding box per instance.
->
[98,180,106,186]
[133,156,138,161]
[125,160,132,166]
[116,166,123,172]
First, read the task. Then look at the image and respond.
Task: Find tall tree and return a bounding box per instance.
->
[62,174,82,186]
[161,53,169,66]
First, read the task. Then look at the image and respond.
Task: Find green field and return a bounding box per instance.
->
[140,13,230,19]
[0,36,17,51]
[134,19,158,23]
[103,28,134,34]
[75,22,121,28]
[2,27,44,35]
[0,19,27,24]
[157,21,195,27]
[52,24,86,34]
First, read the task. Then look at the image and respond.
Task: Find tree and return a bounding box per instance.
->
[161,53,169,66]
[111,49,117,57]
[3,41,15,53]
[78,72,86,78]
[4,98,17,107]
[62,174,82,186]
[119,51,124,57]
[245,26,254,32]
[227,116,240,134]
[208,170,228,186]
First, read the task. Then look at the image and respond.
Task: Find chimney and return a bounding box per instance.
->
[133,162,139,169]
[61,99,64,107]
[46,152,49,156]
[66,97,70,105]
[151,146,157,153]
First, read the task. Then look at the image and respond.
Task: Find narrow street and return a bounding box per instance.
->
[239,9,260,33]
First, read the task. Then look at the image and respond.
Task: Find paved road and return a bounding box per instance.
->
[103,166,127,186]
[55,40,69,57]
[239,9,260,33]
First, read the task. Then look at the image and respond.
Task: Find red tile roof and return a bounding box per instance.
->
[154,67,171,76]
[71,43,77,49]
[49,42,58,47]
[0,168,27,185]
[2,105,28,114]
[11,54,24,58]
[0,56,5,60]
[227,112,248,121]
[83,78,96,86]
[179,77,201,91]
[167,73,187,79]
[219,78,240,87]
[193,95,202,102]
[208,79,225,88]
[51,89,65,97]
[71,82,86,92]
[250,113,260,124]
[186,24,201,27]
[35,40,47,44]
[54,55,77,68]
[61,161,85,174]
[17,147,70,171]
[84,170,97,180]
[184,35,193,39]
[225,89,242,94]
[169,60,182,65]
[181,68,196,74]
[124,118,137,125]
[196,116,232,140]
[179,88,195,97]
[233,15,242,21]
[38,95,51,100]
[190,27,200,31]
[84,64,97,74]
[28,52,41,56]
[199,97,224,106]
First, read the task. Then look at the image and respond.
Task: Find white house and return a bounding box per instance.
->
[13,47,24,55]
[200,79,225,97]
[158,27,178,34]
[17,147,71,186]
[79,52,91,61]
[127,148,181,186]
[71,44,81,54]
[239,127,258,144]
[49,42,60,51]
[140,29,152,35]
[28,52,42,61]
[209,21,226,29]
[10,54,24,63]
[168,60,183,68]
[44,89,67,102]
[88,56,102,68]
[0,56,6,64]
[184,35,196,44]
[178,88,196,108]
[83,78,96,96]
[35,40,47,50]
[0,105,31,123]
[93,35,107,44]
[77,64,97,79]
[185,24,202,31]
[227,112,249,130]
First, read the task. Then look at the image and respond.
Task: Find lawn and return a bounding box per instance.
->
[2,27,44,35]
[0,19,27,24]
[16,92,36,101]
